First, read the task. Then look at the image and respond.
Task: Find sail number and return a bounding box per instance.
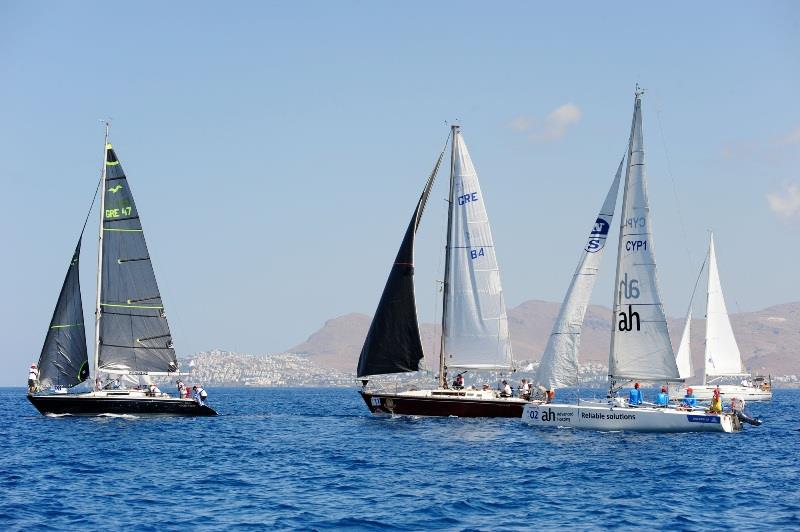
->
[528,409,539,420]
[106,206,132,219]
[457,192,479,205]
[470,248,485,260]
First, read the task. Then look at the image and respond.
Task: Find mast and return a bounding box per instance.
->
[92,122,110,388]
[608,87,640,392]
[438,124,458,388]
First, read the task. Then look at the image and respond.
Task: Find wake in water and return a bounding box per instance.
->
[44,413,73,418]
[93,413,139,420]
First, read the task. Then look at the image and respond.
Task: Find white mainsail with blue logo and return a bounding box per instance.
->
[443,129,512,370]
[704,234,746,379]
[534,159,622,389]
[608,91,681,383]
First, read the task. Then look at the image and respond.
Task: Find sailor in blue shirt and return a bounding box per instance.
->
[681,387,697,408]
[628,382,643,406]
[656,385,670,407]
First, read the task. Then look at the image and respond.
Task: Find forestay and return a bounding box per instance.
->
[704,234,745,378]
[535,158,622,389]
[443,130,512,370]
[609,93,680,383]
[37,239,89,388]
[98,144,178,375]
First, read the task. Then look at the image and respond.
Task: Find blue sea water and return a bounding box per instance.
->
[1,387,798,530]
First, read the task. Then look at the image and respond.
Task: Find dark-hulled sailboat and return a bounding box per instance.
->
[28,125,216,416]
[357,125,529,417]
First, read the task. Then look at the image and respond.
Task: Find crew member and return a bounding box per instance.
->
[176,379,188,398]
[656,385,670,407]
[500,380,512,397]
[708,386,723,414]
[681,387,697,408]
[546,388,555,404]
[148,383,162,397]
[628,383,643,406]
[520,379,531,400]
[452,374,465,390]
[27,364,39,394]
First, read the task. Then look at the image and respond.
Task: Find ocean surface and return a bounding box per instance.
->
[1,386,798,530]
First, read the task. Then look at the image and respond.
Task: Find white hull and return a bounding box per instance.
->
[521,401,738,433]
[672,384,772,401]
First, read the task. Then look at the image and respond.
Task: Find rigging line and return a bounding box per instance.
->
[651,89,693,263]
[78,167,104,240]
[685,247,709,317]
[430,129,454,374]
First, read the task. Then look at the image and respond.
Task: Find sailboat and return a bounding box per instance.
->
[28,125,216,416]
[522,88,740,432]
[671,234,772,401]
[357,125,528,417]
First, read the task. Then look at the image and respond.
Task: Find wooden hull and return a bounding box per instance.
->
[28,392,217,417]
[521,402,738,433]
[359,390,528,418]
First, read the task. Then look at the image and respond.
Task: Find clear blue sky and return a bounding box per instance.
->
[1,1,798,384]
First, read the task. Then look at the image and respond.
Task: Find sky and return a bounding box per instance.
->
[1,1,798,384]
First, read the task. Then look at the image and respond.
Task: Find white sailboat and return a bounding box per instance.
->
[522,88,740,433]
[672,234,772,401]
[358,125,528,417]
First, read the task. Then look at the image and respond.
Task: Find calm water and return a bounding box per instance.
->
[1,387,798,530]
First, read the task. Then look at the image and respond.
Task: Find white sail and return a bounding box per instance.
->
[535,159,623,389]
[704,234,745,378]
[675,310,693,379]
[443,129,512,370]
[609,92,681,383]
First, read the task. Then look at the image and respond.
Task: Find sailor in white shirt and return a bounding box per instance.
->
[28,364,39,394]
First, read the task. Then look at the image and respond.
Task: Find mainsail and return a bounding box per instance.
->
[97,144,177,375]
[704,234,745,379]
[443,129,512,370]
[534,159,622,389]
[357,149,445,377]
[608,92,681,383]
[675,311,693,380]
[37,239,89,388]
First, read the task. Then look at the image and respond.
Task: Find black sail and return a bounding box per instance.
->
[357,150,444,377]
[37,239,90,388]
[98,144,177,374]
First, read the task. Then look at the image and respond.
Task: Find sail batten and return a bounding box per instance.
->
[535,158,623,390]
[37,239,89,388]
[97,144,177,375]
[443,129,512,370]
[608,93,680,384]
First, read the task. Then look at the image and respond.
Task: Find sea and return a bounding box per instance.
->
[1,386,798,530]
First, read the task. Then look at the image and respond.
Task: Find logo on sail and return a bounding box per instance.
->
[108,185,124,194]
[585,217,610,253]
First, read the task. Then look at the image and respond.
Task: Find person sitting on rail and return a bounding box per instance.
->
[681,387,697,408]
[628,383,643,406]
[656,385,670,407]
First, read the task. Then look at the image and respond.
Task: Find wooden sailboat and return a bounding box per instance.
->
[522,88,741,432]
[671,234,772,401]
[28,124,216,416]
[357,125,528,417]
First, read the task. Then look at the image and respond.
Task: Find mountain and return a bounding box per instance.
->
[288,300,800,377]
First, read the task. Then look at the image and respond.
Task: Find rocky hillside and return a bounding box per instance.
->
[288,301,800,377]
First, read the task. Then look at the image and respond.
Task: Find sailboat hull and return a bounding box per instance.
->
[521,402,738,433]
[360,390,528,418]
[28,391,217,416]
[671,385,772,401]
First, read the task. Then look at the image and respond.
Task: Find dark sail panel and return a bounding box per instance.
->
[38,239,89,388]
[357,151,444,377]
[98,144,177,374]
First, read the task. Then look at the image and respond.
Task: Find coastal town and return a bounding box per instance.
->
[179,350,800,388]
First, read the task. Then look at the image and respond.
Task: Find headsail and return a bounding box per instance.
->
[37,239,89,388]
[97,144,177,375]
[535,158,622,389]
[357,147,445,377]
[675,311,693,380]
[704,233,745,379]
[443,129,512,370]
[608,91,680,383]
